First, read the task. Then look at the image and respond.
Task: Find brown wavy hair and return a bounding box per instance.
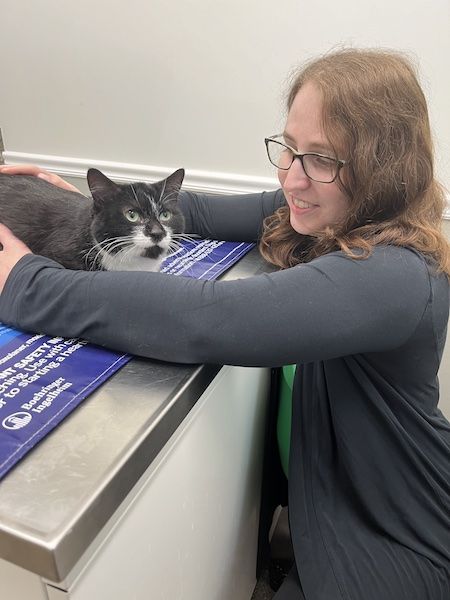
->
[260,48,450,273]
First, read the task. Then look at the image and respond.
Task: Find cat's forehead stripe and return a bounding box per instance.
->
[127,187,156,212]
[142,193,158,215]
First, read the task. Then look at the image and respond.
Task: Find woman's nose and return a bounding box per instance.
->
[279,157,311,191]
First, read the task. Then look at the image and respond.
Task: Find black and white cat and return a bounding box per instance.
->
[0,168,185,271]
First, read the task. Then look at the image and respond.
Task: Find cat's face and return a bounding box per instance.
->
[86,168,185,271]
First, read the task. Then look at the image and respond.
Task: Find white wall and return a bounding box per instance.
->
[0,0,449,190]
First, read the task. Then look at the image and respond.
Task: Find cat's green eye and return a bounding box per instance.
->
[125,209,140,223]
[159,210,172,222]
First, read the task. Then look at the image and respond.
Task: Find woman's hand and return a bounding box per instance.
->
[0,224,32,294]
[0,164,82,194]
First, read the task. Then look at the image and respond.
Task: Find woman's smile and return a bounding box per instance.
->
[288,194,319,212]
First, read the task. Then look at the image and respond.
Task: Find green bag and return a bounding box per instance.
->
[277,364,295,478]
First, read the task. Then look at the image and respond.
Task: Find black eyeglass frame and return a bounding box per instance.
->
[264,134,347,184]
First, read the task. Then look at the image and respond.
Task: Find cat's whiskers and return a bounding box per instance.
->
[167,240,181,253]
[130,184,147,212]
[101,235,135,248]
[158,179,167,205]
[117,240,148,265]
[160,191,180,205]
[83,237,115,266]
[85,236,133,258]
[84,229,190,270]
[171,233,201,242]
[87,236,123,253]
[91,242,134,270]
[100,239,136,258]
[163,233,202,260]
[84,235,135,269]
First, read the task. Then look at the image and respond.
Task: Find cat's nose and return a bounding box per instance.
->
[147,223,165,242]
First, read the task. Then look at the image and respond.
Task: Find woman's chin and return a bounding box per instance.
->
[290,213,314,236]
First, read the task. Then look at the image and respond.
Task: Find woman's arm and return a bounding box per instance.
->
[179,189,285,242]
[0,246,431,367]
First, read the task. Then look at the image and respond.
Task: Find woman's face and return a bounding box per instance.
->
[278,82,349,236]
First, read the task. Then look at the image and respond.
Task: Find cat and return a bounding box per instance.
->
[0,167,186,272]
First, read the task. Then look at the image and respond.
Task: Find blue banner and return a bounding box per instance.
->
[0,239,255,479]
[161,239,255,280]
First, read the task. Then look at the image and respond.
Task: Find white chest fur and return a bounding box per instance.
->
[100,251,165,272]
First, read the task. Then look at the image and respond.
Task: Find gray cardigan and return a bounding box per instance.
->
[0,189,449,600]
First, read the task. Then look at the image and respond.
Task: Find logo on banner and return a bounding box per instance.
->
[2,412,32,430]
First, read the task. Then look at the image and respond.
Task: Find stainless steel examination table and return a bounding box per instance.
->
[0,249,274,600]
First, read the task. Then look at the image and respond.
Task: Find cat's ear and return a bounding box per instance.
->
[163,168,185,200]
[87,169,121,207]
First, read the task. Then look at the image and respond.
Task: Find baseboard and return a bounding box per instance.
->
[2,151,279,196]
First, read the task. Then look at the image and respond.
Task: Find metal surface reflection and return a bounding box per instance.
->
[0,248,272,580]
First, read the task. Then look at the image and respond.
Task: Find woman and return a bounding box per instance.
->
[0,48,449,600]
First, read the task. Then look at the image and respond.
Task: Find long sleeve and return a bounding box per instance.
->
[178,188,286,241]
[0,246,432,367]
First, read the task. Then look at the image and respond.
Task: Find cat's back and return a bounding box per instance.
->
[0,174,91,213]
[0,174,91,235]
[0,175,93,268]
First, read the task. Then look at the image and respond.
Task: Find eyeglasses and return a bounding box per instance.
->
[264,134,347,184]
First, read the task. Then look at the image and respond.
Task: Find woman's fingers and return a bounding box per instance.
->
[0,164,82,194]
[0,164,43,176]
[36,171,83,193]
